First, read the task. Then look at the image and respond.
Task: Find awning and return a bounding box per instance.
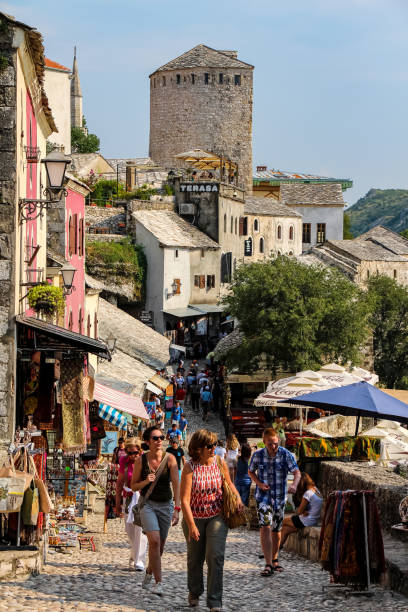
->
[98,404,127,430]
[163,304,223,318]
[94,381,149,420]
[190,304,224,314]
[146,381,163,396]
[170,343,186,353]
[16,315,111,360]
[149,374,171,392]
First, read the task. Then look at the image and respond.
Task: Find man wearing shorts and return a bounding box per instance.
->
[249,428,300,576]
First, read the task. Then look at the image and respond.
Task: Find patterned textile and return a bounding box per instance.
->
[61,359,85,453]
[105,463,119,520]
[318,490,386,585]
[98,403,127,430]
[249,447,298,509]
[296,436,381,462]
[256,502,285,531]
[188,460,223,518]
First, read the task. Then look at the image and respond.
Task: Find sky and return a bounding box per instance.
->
[2,0,408,205]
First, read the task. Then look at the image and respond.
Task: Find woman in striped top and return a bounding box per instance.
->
[181,429,244,612]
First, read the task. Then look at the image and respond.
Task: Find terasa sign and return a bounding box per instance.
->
[180,183,219,193]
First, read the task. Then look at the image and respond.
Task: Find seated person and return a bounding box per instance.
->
[280,472,323,548]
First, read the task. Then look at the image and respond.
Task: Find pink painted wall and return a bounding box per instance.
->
[65,188,85,332]
[24,89,38,316]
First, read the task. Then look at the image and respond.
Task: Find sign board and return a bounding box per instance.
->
[140,311,154,327]
[180,183,219,193]
[244,238,253,256]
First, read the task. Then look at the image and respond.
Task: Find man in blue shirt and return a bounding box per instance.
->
[249,427,300,576]
[178,415,188,446]
[171,401,183,424]
[166,422,181,443]
[200,386,212,422]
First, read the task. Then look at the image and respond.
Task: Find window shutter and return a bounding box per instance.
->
[174,279,181,295]
[87,314,91,336]
[194,275,200,287]
[199,275,205,289]
[211,275,215,288]
[73,214,78,255]
[239,217,244,236]
[68,311,73,331]
[206,275,211,289]
[243,217,248,236]
[94,312,98,338]
[69,216,75,256]
[79,218,84,256]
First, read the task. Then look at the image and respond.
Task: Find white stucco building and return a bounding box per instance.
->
[44,58,71,153]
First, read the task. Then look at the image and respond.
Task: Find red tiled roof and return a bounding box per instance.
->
[45,57,70,72]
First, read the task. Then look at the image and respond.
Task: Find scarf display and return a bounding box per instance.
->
[319,490,385,586]
[61,359,85,453]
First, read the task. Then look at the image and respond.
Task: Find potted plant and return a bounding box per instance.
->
[28,284,65,318]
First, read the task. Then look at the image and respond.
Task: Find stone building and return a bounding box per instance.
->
[149,45,254,193]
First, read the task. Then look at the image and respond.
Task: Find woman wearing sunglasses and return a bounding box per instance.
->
[131,425,180,596]
[115,438,147,571]
[180,429,244,612]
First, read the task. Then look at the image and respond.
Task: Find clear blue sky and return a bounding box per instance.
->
[2,0,408,205]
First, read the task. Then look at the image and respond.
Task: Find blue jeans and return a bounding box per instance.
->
[236,482,251,507]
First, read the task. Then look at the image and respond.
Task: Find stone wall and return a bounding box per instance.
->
[0,21,17,450]
[318,461,408,530]
[149,65,253,193]
[126,199,174,235]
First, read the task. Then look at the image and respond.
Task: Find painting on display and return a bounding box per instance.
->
[101,430,118,455]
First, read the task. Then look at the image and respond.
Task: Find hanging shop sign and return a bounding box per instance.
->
[244,238,253,256]
[180,183,219,193]
[140,310,154,327]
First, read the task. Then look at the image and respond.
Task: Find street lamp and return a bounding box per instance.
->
[60,262,76,295]
[106,332,117,353]
[19,150,71,223]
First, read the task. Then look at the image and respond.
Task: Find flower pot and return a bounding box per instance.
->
[90,202,97,207]
[106,203,112,208]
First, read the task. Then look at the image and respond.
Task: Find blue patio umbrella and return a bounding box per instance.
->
[280,381,408,435]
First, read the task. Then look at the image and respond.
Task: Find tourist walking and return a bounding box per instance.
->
[235,443,252,507]
[280,472,323,548]
[249,427,300,576]
[200,385,212,421]
[131,426,180,596]
[112,437,126,464]
[226,434,240,481]
[190,379,201,412]
[180,429,244,611]
[115,438,147,571]
[166,437,185,479]
[178,414,188,445]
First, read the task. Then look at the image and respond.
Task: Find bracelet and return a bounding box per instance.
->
[174,506,181,512]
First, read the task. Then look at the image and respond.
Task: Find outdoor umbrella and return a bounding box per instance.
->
[281,381,408,435]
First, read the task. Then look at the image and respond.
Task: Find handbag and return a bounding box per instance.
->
[132,452,169,527]
[28,455,53,514]
[216,456,247,529]
[0,450,33,491]
[0,452,32,513]
[21,479,40,526]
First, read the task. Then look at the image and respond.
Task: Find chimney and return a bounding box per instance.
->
[256,165,267,172]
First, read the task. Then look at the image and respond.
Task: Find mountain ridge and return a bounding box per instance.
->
[347,188,408,237]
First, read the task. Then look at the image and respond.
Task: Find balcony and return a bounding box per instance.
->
[24,146,41,163]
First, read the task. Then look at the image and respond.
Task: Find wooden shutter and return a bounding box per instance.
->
[68,311,73,331]
[199,275,205,289]
[194,275,200,287]
[243,217,248,236]
[73,214,78,254]
[79,218,84,256]
[239,217,244,236]
[87,314,91,336]
[69,216,75,256]
[174,279,181,295]
[94,312,98,338]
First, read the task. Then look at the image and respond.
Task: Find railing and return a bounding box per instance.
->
[24,146,41,163]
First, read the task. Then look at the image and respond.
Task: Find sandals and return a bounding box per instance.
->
[260,564,273,577]
[272,558,284,572]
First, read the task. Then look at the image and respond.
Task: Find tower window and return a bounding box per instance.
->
[175,249,179,259]
[153,78,156,88]
[317,223,326,243]
[224,214,227,233]
[191,73,195,84]
[162,76,166,86]
[302,223,311,243]
[219,73,223,84]
[230,216,233,233]
[277,224,282,240]
[289,225,294,241]
[176,74,181,84]
[259,237,264,253]
[254,218,259,232]
[234,74,241,85]
[204,73,209,85]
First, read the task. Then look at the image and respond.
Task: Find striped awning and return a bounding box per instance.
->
[94,381,149,420]
[98,404,127,430]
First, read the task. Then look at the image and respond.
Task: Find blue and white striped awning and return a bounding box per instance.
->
[98,403,127,430]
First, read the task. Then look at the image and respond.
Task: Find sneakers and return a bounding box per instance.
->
[134,562,144,572]
[141,571,153,589]
[188,593,199,607]
[150,581,163,596]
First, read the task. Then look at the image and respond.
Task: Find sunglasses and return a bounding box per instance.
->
[127,450,140,456]
[151,435,165,441]
[205,443,217,450]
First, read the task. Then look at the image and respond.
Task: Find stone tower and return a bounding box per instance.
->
[149,45,254,193]
[70,46,83,129]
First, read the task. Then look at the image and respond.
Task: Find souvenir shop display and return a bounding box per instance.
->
[319,490,386,591]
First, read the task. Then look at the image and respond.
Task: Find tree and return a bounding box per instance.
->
[343,212,354,239]
[221,257,370,374]
[71,126,100,153]
[400,229,408,240]
[91,179,125,204]
[367,275,408,388]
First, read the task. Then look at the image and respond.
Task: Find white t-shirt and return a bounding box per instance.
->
[215,446,226,460]
[226,448,239,467]
[300,488,323,527]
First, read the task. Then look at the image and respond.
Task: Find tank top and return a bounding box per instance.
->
[140,452,172,502]
[189,459,223,518]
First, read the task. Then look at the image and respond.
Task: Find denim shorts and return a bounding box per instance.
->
[140,499,174,541]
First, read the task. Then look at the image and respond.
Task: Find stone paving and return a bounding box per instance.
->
[0,363,406,611]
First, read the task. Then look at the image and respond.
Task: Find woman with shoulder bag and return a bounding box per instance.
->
[180,429,244,612]
[131,426,180,597]
[115,438,147,571]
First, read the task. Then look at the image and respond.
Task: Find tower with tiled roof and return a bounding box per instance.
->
[149,45,254,193]
[70,46,83,130]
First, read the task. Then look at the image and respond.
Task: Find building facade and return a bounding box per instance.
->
[44,58,71,152]
[149,45,254,193]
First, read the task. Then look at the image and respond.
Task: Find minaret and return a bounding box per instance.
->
[70,46,84,130]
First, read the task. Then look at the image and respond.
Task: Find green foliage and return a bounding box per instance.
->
[401,229,408,240]
[27,284,65,316]
[122,184,158,201]
[221,257,370,374]
[163,183,175,196]
[347,188,408,236]
[366,275,408,389]
[0,52,9,73]
[91,179,125,205]
[46,141,59,155]
[71,126,100,153]
[343,212,354,239]
[86,238,146,302]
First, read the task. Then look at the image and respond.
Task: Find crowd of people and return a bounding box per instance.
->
[111,360,323,611]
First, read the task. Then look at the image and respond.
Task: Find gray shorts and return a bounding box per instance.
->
[140,499,174,541]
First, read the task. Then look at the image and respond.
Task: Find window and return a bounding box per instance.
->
[367,270,370,279]
[234,74,241,85]
[235,218,237,234]
[302,223,311,243]
[254,218,259,232]
[173,279,181,294]
[87,314,91,336]
[288,250,293,256]
[244,237,253,256]
[73,214,78,254]
[199,275,205,289]
[317,223,326,243]
[277,224,282,240]
[207,275,215,289]
[175,249,179,258]
[219,73,223,84]
[94,312,98,338]
[191,73,195,84]
[153,78,156,88]
[194,275,200,287]
[201,248,205,258]
[223,214,227,233]
[394,269,397,279]
[79,218,84,256]
[162,76,166,86]
[259,237,264,253]
[221,252,232,283]
[68,310,73,331]
[230,216,233,233]
[68,215,75,256]
[78,307,82,334]
[289,226,294,241]
[204,73,209,84]
[176,74,181,84]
